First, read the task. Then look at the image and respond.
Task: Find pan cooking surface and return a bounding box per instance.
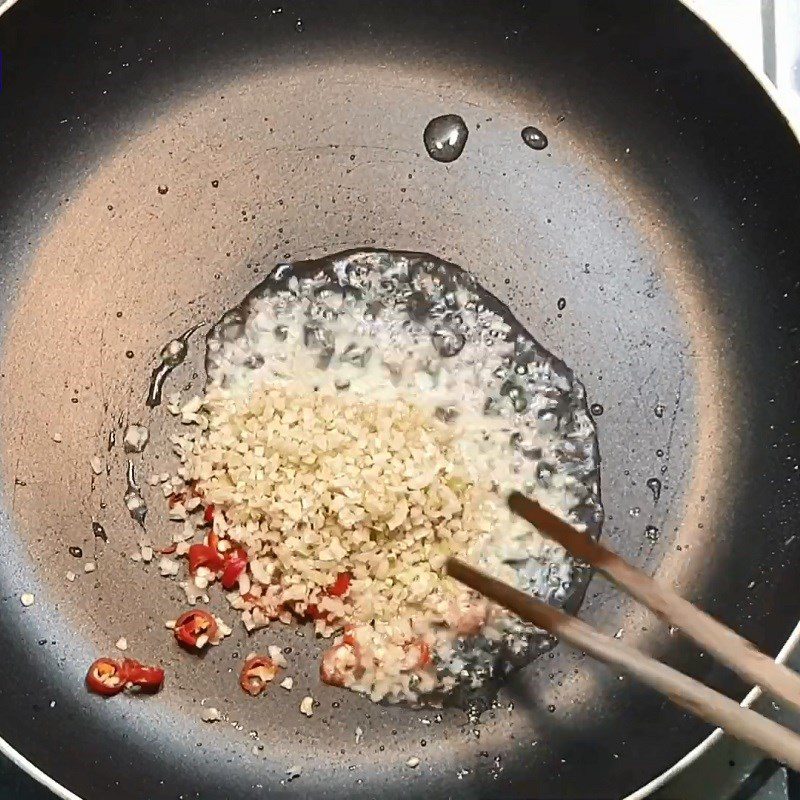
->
[1,1,800,798]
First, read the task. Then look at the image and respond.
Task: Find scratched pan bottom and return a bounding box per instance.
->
[0,1,800,798]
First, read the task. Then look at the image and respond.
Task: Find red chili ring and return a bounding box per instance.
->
[188,543,224,574]
[221,548,248,590]
[120,658,165,693]
[327,571,351,598]
[86,658,126,696]
[173,609,218,650]
[239,655,277,696]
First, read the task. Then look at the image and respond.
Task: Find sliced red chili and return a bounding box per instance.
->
[327,571,351,598]
[86,658,126,696]
[239,655,278,696]
[167,492,186,509]
[320,642,361,687]
[188,543,224,574]
[221,558,247,590]
[220,546,248,590]
[168,482,198,507]
[229,545,248,561]
[120,658,165,693]
[203,504,215,524]
[404,639,431,670]
[320,645,347,687]
[304,603,322,620]
[173,609,217,650]
[342,624,358,648]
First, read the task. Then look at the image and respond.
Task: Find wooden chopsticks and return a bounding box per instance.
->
[444,492,800,771]
[507,492,800,714]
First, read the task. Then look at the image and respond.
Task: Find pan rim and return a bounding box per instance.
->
[0,0,19,18]
[625,620,800,799]
[2,626,798,800]
[0,1,798,798]
[622,3,800,794]
[1,632,797,800]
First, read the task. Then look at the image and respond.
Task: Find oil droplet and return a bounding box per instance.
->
[646,477,662,503]
[68,546,83,558]
[645,525,659,542]
[211,179,219,188]
[521,126,548,150]
[124,460,147,528]
[556,297,566,311]
[656,448,664,457]
[92,521,108,542]
[147,325,201,407]
[423,115,469,163]
[654,403,666,418]
[123,423,150,453]
[157,184,169,195]
[431,327,466,358]
[629,507,641,517]
[589,403,604,416]
[295,17,303,32]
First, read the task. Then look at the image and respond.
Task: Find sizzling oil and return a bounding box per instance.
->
[203,249,602,703]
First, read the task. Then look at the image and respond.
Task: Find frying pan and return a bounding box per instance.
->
[1,1,800,798]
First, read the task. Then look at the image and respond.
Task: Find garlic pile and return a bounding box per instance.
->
[168,383,501,701]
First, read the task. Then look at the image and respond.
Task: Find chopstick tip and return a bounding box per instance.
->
[507,490,527,512]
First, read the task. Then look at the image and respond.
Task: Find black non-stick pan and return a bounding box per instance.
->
[2,1,800,798]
